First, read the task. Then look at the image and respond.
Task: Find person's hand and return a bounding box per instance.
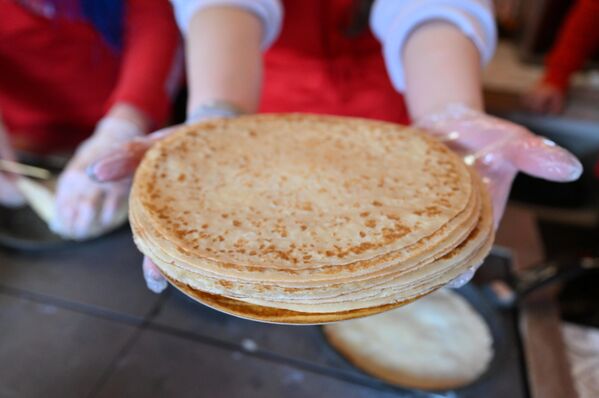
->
[50,116,144,240]
[89,102,243,293]
[522,82,566,114]
[0,120,25,207]
[417,103,582,287]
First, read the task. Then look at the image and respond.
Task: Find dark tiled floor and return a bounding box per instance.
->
[0,294,136,398]
[94,330,402,398]
[0,231,410,398]
[0,228,159,318]
[0,229,527,398]
[153,290,360,372]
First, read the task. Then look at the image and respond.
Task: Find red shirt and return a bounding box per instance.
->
[0,0,181,153]
[543,0,599,92]
[260,0,409,125]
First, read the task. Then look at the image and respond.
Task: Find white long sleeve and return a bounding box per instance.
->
[370,0,497,92]
[170,0,283,50]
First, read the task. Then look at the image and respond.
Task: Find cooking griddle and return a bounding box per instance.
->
[317,253,529,397]
[0,205,70,250]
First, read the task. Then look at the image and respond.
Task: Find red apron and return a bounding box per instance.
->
[260,0,409,124]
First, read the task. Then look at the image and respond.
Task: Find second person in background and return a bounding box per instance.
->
[0,0,182,239]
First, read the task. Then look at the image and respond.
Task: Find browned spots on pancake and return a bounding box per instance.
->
[201,224,209,229]
[349,242,375,255]
[372,200,383,207]
[414,206,442,217]
[382,225,411,242]
[219,280,233,288]
[385,213,401,221]
[232,220,242,227]
[302,202,313,211]
[437,198,451,208]
[359,212,369,218]
[359,231,366,238]
[365,219,377,228]
[177,173,186,182]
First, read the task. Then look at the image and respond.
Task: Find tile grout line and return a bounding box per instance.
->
[85,292,170,398]
[0,285,442,397]
[0,284,148,326]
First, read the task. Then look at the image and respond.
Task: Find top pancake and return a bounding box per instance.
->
[132,114,473,272]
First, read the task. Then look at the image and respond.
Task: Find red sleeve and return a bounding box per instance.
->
[543,0,599,92]
[107,0,182,128]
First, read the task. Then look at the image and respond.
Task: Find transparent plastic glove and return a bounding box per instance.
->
[0,120,25,207]
[417,103,582,288]
[89,103,242,293]
[51,117,144,240]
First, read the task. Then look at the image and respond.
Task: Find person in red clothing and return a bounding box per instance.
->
[524,0,599,114]
[0,0,181,239]
[90,1,582,293]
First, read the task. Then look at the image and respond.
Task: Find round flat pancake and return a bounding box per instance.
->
[323,289,494,390]
[132,114,474,275]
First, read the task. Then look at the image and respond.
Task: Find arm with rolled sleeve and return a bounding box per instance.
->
[371,1,582,288]
[170,0,282,50]
[371,0,496,93]
[168,0,282,115]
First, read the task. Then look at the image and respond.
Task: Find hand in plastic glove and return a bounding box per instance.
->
[0,119,25,207]
[89,103,243,293]
[417,103,582,287]
[51,116,144,240]
[522,82,565,114]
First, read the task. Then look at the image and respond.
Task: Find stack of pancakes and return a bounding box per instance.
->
[130,114,494,324]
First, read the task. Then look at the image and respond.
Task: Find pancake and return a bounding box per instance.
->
[323,289,494,390]
[132,114,474,272]
[130,113,494,323]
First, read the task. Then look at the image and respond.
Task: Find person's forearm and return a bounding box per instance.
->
[403,21,483,120]
[186,6,263,115]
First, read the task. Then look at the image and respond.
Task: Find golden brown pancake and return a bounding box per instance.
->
[130,114,494,323]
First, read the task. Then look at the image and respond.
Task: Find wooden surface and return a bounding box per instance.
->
[496,205,578,398]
